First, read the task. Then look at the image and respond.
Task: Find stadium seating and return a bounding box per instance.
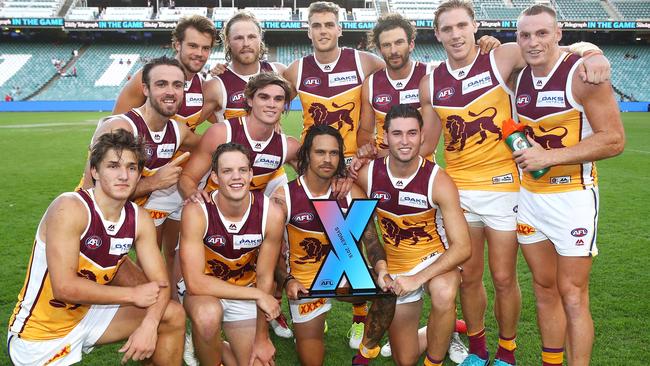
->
[352,8,379,21]
[0,42,80,100]
[555,0,610,20]
[66,6,99,20]
[390,0,440,19]
[0,0,62,18]
[601,45,650,101]
[101,7,153,21]
[212,6,237,21]
[157,6,208,20]
[611,0,650,20]
[247,7,292,21]
[276,43,313,65]
[297,7,348,21]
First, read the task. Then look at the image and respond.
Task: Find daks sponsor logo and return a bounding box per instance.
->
[328,71,358,87]
[437,87,455,100]
[536,91,566,108]
[374,94,392,105]
[399,89,419,104]
[303,77,322,87]
[253,154,281,169]
[462,72,493,95]
[185,92,203,107]
[109,237,133,256]
[292,212,315,223]
[398,191,428,209]
[157,143,176,159]
[571,228,588,237]
[233,234,262,249]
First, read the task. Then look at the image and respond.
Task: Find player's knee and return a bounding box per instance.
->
[532,280,559,304]
[188,301,222,340]
[491,269,517,292]
[160,300,185,331]
[558,284,589,316]
[429,283,457,312]
[460,267,483,286]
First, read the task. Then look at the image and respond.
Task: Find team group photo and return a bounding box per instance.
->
[0,0,647,365]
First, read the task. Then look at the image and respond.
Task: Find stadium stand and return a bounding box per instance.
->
[247,7,292,21]
[0,0,62,18]
[0,42,80,101]
[352,8,379,21]
[100,7,153,21]
[611,0,650,20]
[276,43,313,65]
[601,45,650,101]
[390,0,440,20]
[555,0,610,20]
[157,6,208,20]
[298,7,348,21]
[212,6,237,21]
[65,6,99,20]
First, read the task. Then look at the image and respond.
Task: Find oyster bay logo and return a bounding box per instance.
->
[233,234,262,250]
[157,144,176,159]
[253,154,281,169]
[399,89,419,104]
[536,91,566,108]
[328,71,358,87]
[398,191,428,209]
[462,71,493,95]
[185,93,203,107]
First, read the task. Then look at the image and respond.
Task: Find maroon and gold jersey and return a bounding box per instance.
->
[215,61,276,120]
[369,62,430,149]
[431,50,519,192]
[296,48,364,158]
[123,109,181,175]
[284,176,351,287]
[205,116,287,193]
[175,73,205,131]
[515,52,595,193]
[367,157,447,274]
[9,189,137,340]
[200,190,268,287]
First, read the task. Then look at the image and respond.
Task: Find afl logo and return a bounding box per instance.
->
[571,228,588,237]
[303,77,322,88]
[374,94,392,106]
[206,235,226,247]
[292,212,315,223]
[372,191,391,202]
[85,235,102,250]
[517,94,531,107]
[230,91,245,103]
[437,87,455,100]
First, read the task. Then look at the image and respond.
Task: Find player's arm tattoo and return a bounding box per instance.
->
[362,219,385,268]
[365,296,396,348]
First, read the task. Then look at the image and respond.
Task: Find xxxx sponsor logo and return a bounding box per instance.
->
[148,209,168,220]
[517,223,536,236]
[299,298,327,315]
[45,344,71,365]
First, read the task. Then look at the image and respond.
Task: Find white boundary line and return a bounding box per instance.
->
[626,149,650,155]
[0,121,97,129]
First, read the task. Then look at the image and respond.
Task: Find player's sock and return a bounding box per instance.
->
[351,353,369,366]
[495,334,517,364]
[467,327,489,359]
[353,343,379,365]
[423,353,443,366]
[352,302,368,323]
[541,346,564,366]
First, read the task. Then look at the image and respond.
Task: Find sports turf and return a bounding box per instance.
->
[0,111,648,365]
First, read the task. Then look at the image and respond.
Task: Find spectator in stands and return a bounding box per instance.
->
[4,94,13,102]
[119,58,124,65]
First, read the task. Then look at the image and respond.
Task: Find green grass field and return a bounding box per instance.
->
[0,111,649,365]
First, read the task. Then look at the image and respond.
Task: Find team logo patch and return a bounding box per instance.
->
[206,235,226,248]
[462,71,493,95]
[437,87,455,100]
[157,143,176,159]
[185,92,203,107]
[303,76,322,88]
[517,94,532,107]
[374,94,392,106]
[399,89,419,104]
[109,237,133,256]
[233,234,263,250]
[230,91,245,104]
[571,228,588,237]
[85,235,102,250]
[517,223,536,236]
[144,144,155,159]
[550,176,571,185]
[536,91,566,108]
[371,191,391,202]
[298,298,327,315]
[398,191,428,209]
[292,212,315,224]
[328,71,358,87]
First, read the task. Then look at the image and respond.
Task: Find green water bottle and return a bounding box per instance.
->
[502,119,549,180]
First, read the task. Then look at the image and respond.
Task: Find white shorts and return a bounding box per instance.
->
[7,304,119,366]
[391,251,442,305]
[517,187,599,257]
[459,190,518,231]
[263,173,288,197]
[144,185,184,226]
[220,298,258,322]
[288,297,332,324]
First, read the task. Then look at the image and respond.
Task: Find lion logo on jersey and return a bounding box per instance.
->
[308,102,355,131]
[380,217,433,247]
[294,238,329,264]
[207,259,255,282]
[523,125,568,149]
[445,107,501,152]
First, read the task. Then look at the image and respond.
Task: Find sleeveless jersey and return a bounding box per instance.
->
[296,48,364,157]
[369,61,430,149]
[515,52,595,193]
[200,190,268,287]
[431,50,519,192]
[205,116,287,192]
[284,176,351,287]
[367,156,447,274]
[122,109,182,207]
[175,73,205,131]
[216,61,276,120]
[9,189,137,340]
